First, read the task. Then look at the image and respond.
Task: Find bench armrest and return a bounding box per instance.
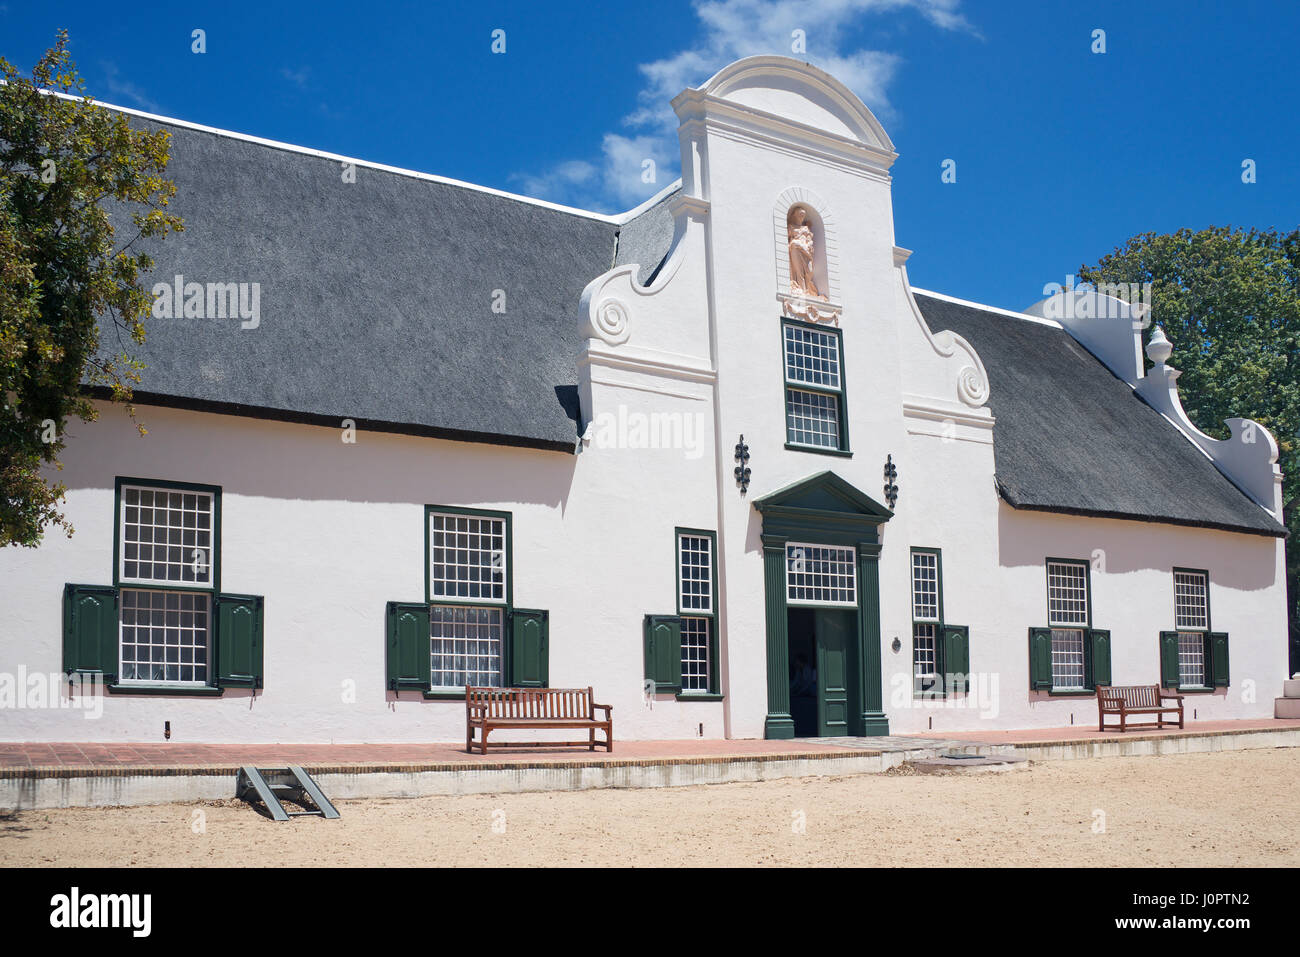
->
[1159,692,1184,701]
[466,704,488,717]
[592,703,613,716]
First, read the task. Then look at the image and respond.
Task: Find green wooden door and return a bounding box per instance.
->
[815,610,853,737]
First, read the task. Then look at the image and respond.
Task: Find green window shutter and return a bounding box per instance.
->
[643,614,682,694]
[1207,632,1230,687]
[1088,629,1112,688]
[386,601,431,692]
[216,594,264,688]
[1159,631,1181,688]
[942,625,970,693]
[510,609,549,688]
[62,584,119,680]
[1028,627,1052,690]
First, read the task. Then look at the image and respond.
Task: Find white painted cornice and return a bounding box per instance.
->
[673,92,896,178]
[579,343,716,386]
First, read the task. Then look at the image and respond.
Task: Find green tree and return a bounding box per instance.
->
[0,31,182,546]
[1079,226,1300,666]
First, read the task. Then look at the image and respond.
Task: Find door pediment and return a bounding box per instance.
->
[752,470,892,547]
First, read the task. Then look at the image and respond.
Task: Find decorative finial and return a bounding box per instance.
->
[1146,326,1173,366]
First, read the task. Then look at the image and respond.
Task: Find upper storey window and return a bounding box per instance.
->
[782,320,849,453]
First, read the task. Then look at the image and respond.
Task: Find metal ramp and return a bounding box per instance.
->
[236,766,340,821]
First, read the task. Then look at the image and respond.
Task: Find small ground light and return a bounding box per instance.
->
[164,721,171,740]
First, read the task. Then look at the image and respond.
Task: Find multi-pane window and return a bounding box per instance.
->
[1174,569,1210,687]
[782,321,847,452]
[911,552,939,621]
[428,509,509,689]
[677,530,716,693]
[678,534,713,614]
[680,617,711,693]
[913,623,938,695]
[1047,560,1089,691]
[119,589,210,684]
[786,543,856,606]
[911,550,941,694]
[1174,571,1209,630]
[429,512,506,601]
[116,482,218,686]
[1178,632,1206,687]
[783,324,842,389]
[785,390,841,448]
[119,485,213,585]
[1047,562,1089,626]
[429,606,504,689]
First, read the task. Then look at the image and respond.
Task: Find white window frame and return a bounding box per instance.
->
[680,616,711,694]
[783,323,842,391]
[428,604,505,690]
[1177,632,1207,688]
[677,533,713,614]
[676,530,716,695]
[1046,561,1090,627]
[785,542,857,607]
[1050,628,1087,691]
[911,551,940,622]
[427,510,508,605]
[1174,570,1209,630]
[117,587,212,687]
[118,483,215,588]
[913,622,939,695]
[781,320,847,452]
[426,508,511,690]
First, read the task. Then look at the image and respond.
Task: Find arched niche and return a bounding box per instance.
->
[774,187,841,323]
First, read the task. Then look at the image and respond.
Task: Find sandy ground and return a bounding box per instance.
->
[2,749,1298,867]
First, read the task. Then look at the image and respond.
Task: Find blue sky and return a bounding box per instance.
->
[6,1,1298,310]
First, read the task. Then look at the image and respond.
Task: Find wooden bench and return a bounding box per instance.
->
[465,686,613,755]
[1096,684,1184,732]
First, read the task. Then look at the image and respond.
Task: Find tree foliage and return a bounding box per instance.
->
[1079,226,1300,657]
[0,31,182,546]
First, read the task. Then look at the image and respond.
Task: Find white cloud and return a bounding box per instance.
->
[512,0,976,212]
[281,66,312,91]
[100,62,162,114]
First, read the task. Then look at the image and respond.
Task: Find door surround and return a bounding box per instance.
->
[752,470,893,739]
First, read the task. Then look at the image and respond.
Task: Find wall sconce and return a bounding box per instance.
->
[734,435,751,493]
[883,454,899,509]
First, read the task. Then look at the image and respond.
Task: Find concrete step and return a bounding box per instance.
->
[1275,697,1300,719]
[1282,679,1300,699]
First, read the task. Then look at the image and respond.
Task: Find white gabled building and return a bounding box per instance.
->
[2,57,1288,743]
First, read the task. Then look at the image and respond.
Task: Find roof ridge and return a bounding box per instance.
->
[911,287,1063,328]
[45,88,678,226]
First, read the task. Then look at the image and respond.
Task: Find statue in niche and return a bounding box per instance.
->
[787,206,827,301]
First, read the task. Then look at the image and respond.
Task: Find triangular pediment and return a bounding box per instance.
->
[752,470,893,521]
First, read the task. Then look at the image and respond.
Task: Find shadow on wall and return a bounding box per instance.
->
[996,501,1277,592]
[56,401,581,513]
